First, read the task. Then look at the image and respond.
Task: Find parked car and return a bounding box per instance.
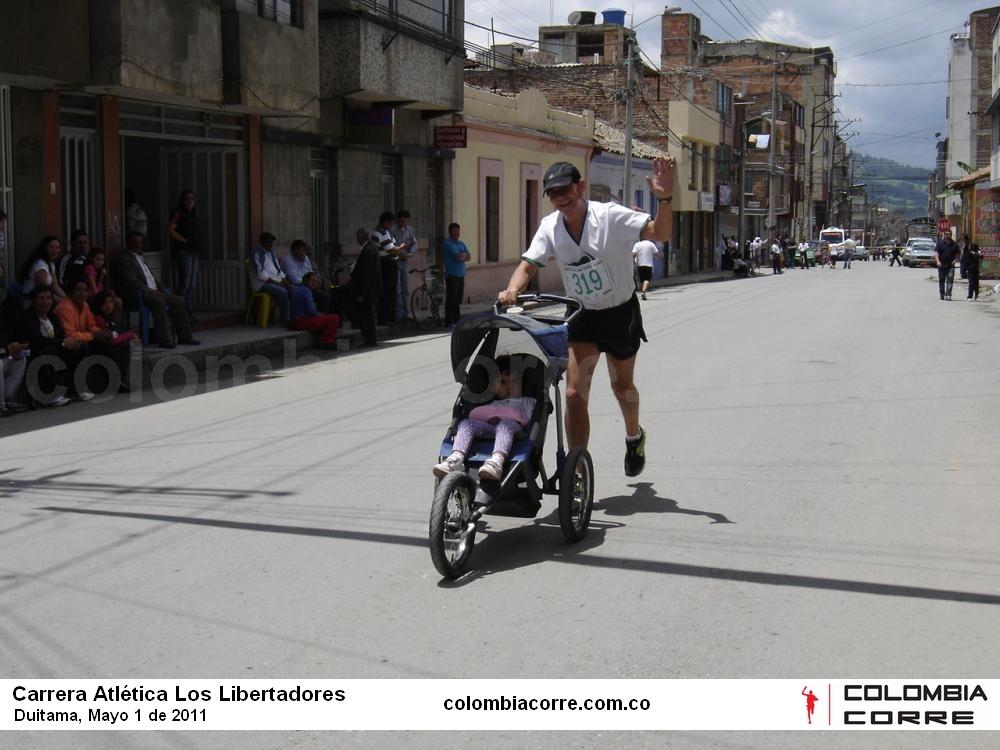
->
[903,238,937,268]
[854,245,870,261]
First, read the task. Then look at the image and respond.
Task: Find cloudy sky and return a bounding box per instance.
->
[463,0,992,168]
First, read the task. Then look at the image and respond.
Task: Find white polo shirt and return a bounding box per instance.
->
[632,240,658,268]
[523,201,650,310]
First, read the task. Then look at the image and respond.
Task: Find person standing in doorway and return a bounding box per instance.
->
[391,209,416,323]
[966,242,982,300]
[167,190,201,320]
[935,231,960,301]
[442,222,470,326]
[125,188,149,239]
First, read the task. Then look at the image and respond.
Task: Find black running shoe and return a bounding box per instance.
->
[624,426,646,477]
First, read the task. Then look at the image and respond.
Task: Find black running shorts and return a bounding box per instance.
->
[637,266,653,283]
[567,294,647,361]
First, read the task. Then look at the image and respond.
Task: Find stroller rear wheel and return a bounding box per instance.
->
[558,448,594,542]
[429,472,477,579]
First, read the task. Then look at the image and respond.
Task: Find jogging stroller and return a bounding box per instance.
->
[428,294,595,579]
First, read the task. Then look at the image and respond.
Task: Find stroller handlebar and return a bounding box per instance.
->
[494,294,583,323]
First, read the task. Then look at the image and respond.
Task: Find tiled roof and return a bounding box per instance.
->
[594,120,669,159]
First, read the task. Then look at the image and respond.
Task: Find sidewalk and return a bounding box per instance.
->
[134,269,736,382]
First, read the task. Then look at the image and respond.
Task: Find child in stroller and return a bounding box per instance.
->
[433,355,536,481]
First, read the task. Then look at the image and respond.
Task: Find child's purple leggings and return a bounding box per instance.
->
[453,418,520,456]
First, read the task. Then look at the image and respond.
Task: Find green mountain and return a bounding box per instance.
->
[850,155,930,217]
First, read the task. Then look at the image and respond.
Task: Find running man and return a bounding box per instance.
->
[802,687,819,724]
[498,158,675,477]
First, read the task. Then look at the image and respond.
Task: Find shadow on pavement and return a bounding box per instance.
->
[594,482,734,524]
[0,468,292,500]
[35,503,1000,605]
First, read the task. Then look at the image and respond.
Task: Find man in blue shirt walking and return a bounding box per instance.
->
[442,222,471,326]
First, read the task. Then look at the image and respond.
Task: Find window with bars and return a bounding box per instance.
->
[226,0,301,27]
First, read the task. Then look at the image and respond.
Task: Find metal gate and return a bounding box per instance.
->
[310,148,330,265]
[161,146,246,311]
[60,130,101,242]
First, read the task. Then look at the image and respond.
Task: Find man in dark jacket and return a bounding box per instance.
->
[349,227,381,347]
[112,231,200,348]
[15,285,90,405]
[934,232,961,301]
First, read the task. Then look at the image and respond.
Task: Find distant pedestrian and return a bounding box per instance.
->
[167,190,201,318]
[349,228,380,347]
[770,236,783,275]
[372,211,405,326]
[442,222,470,326]
[632,239,660,300]
[889,243,902,267]
[934,232,960,301]
[965,242,982,300]
[958,234,970,279]
[391,209,417,322]
[841,239,855,269]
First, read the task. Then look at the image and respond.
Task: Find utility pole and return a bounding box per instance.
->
[622,38,635,204]
[808,93,838,239]
[766,46,779,234]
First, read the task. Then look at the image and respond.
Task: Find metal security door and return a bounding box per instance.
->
[161,147,246,311]
[61,130,101,242]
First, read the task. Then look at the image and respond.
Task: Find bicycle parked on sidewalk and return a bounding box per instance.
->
[409,265,445,330]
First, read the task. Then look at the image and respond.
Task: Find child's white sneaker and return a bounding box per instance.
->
[433,452,465,477]
[478,454,506,481]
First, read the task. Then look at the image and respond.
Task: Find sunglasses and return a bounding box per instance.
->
[545,185,574,200]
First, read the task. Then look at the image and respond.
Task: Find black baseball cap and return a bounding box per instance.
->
[543,162,581,193]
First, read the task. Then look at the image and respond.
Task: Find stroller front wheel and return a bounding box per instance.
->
[558,448,594,543]
[429,472,477,579]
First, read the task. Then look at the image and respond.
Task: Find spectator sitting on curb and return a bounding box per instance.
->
[0,289,29,415]
[281,239,331,313]
[84,246,124,321]
[57,279,131,391]
[287,272,341,350]
[251,232,291,323]
[15,285,90,405]
[59,229,91,290]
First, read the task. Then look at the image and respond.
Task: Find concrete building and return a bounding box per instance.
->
[465,9,724,275]
[451,86,592,302]
[318,0,465,272]
[944,32,972,218]
[659,12,836,242]
[1,1,321,310]
[0,0,465,314]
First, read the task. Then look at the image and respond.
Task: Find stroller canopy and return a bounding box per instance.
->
[450,311,568,382]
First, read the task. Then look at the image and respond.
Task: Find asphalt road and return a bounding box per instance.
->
[2,261,998,749]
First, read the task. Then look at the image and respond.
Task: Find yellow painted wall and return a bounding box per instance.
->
[667,100,720,213]
[452,86,594,301]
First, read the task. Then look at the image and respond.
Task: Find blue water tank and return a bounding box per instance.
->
[602,8,626,25]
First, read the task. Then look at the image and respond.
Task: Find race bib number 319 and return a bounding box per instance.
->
[563,257,614,304]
